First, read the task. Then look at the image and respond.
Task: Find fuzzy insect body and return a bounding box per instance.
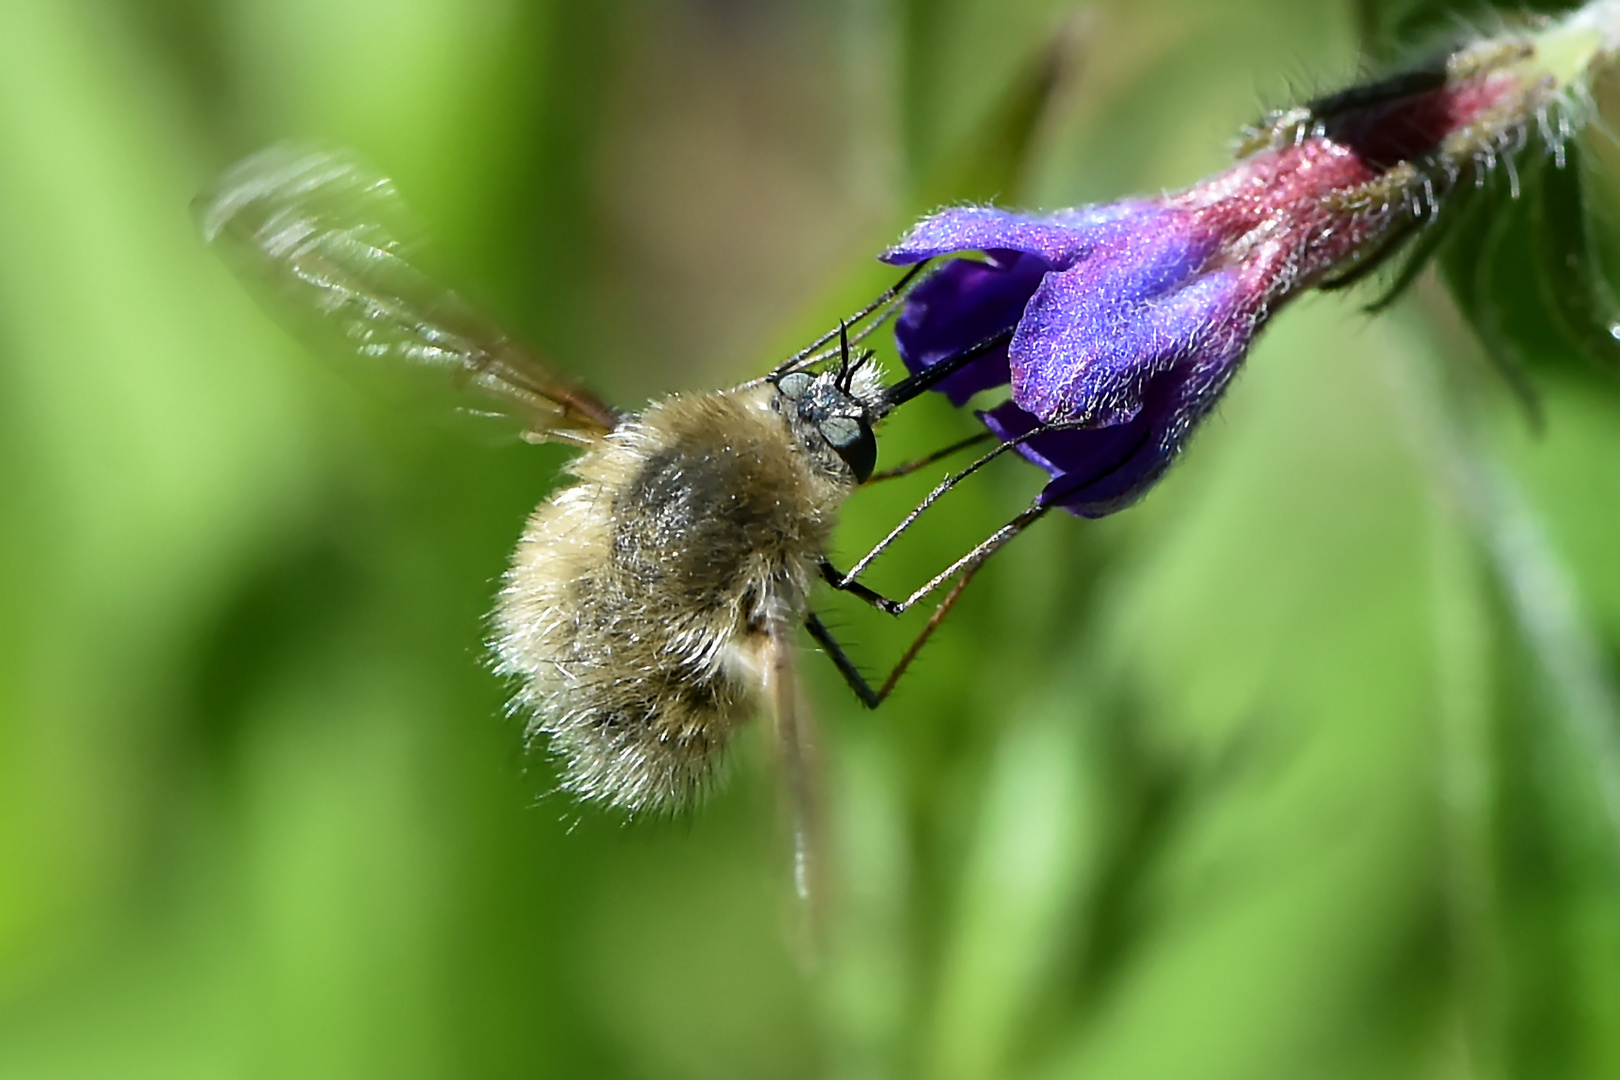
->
[195,145,959,872]
[495,385,864,810]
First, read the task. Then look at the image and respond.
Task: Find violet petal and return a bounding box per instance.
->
[978,400,1155,517]
[893,255,1049,405]
[881,203,1156,269]
[1010,254,1247,424]
[980,325,1248,518]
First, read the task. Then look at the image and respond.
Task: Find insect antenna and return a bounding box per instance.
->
[790,303,902,372]
[835,320,854,391]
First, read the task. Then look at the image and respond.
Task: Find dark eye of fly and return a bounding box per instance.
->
[818,415,876,483]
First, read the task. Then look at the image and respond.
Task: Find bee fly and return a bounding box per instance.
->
[196,146,1043,894]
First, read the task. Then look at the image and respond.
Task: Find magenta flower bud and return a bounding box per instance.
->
[883,8,1620,517]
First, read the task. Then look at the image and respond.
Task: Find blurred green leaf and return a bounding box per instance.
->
[913,13,1090,207]
[4,1,1620,1078]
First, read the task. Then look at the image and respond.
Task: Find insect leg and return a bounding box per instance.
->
[804,611,882,708]
[833,438,1030,592]
[824,497,1048,615]
[769,262,928,378]
[830,419,1089,595]
[873,568,977,700]
[790,302,905,371]
[824,495,1046,624]
[889,503,1047,612]
[807,564,982,707]
[863,432,994,484]
[819,559,901,615]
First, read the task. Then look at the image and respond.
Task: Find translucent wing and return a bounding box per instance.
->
[763,617,827,951]
[195,144,620,445]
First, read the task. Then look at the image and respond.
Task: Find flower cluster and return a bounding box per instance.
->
[885,3,1620,517]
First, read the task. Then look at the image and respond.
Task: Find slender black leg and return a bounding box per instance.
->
[769,262,927,378]
[889,503,1046,611]
[805,611,882,708]
[809,416,1088,700]
[807,564,980,708]
[863,432,995,484]
[872,566,978,701]
[820,559,902,615]
[822,501,1049,616]
[838,419,1096,589]
[811,457,1057,702]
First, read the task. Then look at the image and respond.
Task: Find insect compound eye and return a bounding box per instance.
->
[777,372,813,400]
[818,415,876,483]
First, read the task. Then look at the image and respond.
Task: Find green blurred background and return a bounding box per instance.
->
[4,0,1620,1076]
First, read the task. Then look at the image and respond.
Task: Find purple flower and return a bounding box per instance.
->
[888,203,1255,517]
[882,55,1543,517]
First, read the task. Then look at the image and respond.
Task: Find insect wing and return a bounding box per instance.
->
[763,618,828,946]
[195,145,620,445]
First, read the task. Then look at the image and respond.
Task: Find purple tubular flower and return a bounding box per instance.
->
[881,18,1603,517]
[885,203,1256,518]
